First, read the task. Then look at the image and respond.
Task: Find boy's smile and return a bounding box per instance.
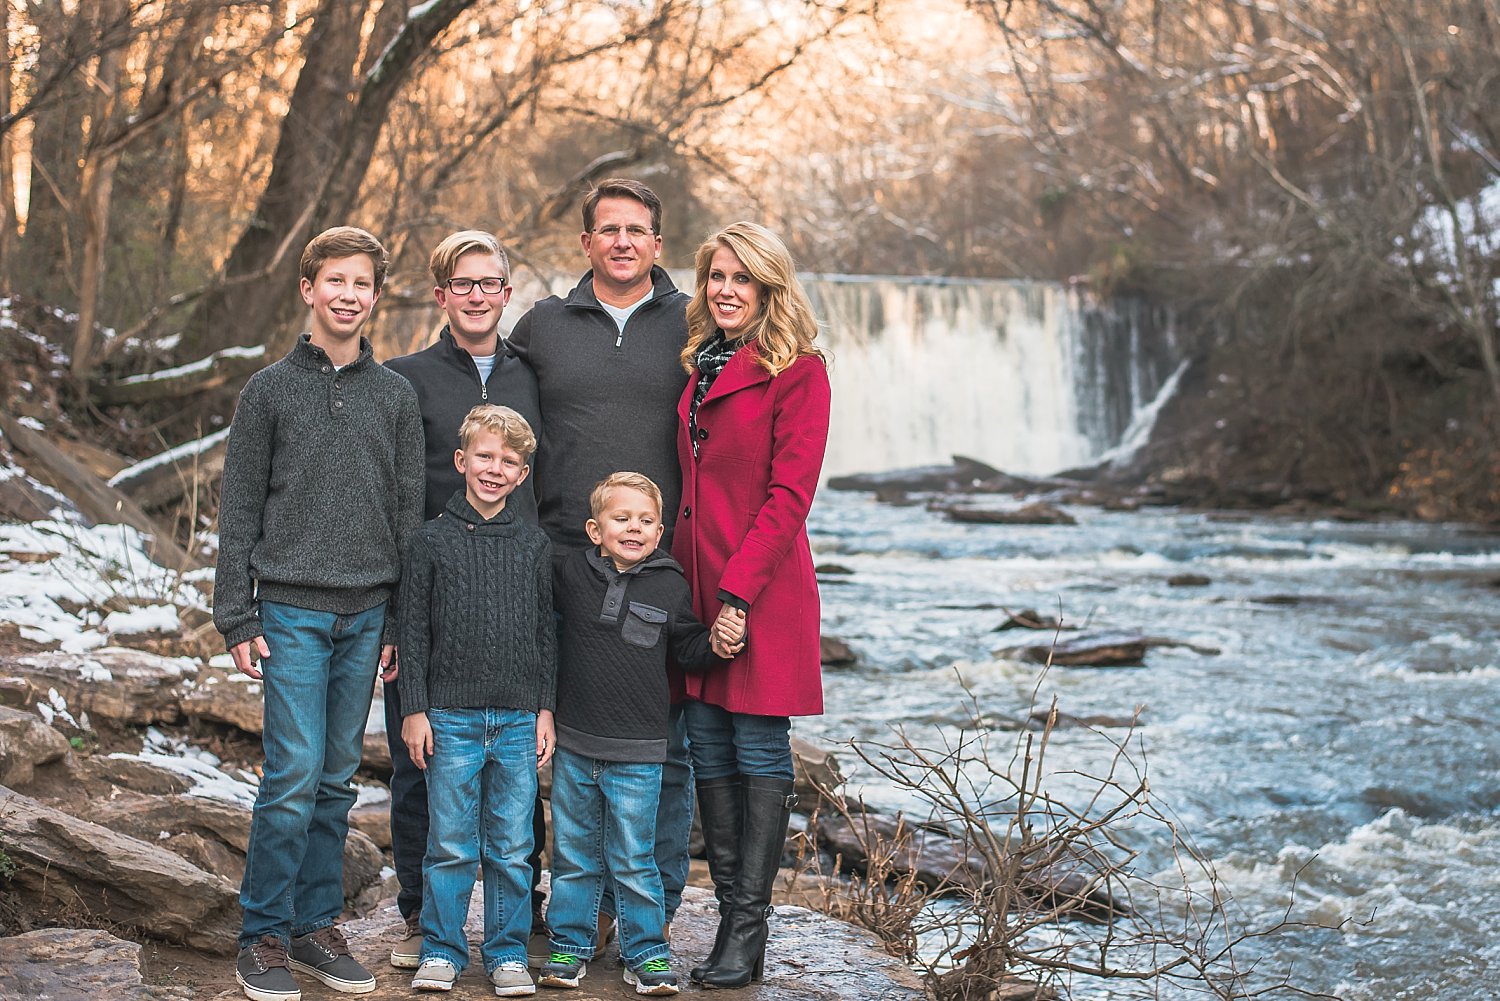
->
[435,250,511,353]
[301,253,379,358]
[586,485,664,572]
[455,429,529,520]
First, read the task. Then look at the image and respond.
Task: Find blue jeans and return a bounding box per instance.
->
[546,747,669,969]
[683,700,793,781]
[421,708,538,974]
[601,703,692,924]
[239,601,385,948]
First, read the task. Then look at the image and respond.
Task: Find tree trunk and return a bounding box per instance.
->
[0,0,15,291]
[178,0,475,361]
[70,0,128,379]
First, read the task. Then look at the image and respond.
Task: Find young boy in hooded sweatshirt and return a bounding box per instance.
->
[538,472,740,996]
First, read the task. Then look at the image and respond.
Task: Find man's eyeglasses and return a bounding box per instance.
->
[592,225,654,241]
[445,277,507,295]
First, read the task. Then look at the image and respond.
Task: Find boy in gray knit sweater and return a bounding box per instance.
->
[397,405,557,996]
[214,226,424,1001]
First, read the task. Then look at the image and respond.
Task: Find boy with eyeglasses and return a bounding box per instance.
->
[384,231,544,973]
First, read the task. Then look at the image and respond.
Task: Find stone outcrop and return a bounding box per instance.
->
[0,928,192,1000]
[0,786,241,953]
[0,704,71,785]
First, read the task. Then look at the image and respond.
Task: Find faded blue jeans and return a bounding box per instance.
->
[546,747,669,969]
[238,600,384,948]
[420,707,538,974]
[600,703,692,924]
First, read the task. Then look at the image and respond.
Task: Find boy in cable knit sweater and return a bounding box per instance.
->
[396,405,556,996]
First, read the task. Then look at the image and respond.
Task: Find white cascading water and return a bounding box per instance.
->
[800,276,1183,478]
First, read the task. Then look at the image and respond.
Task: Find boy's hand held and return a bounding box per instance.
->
[379,644,399,683]
[231,636,271,679]
[402,712,433,770]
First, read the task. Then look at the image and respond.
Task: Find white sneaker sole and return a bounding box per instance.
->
[623,968,680,996]
[236,971,301,1001]
[391,951,422,970]
[286,960,376,994]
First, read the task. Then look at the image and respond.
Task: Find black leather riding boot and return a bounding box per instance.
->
[689,775,743,981]
[693,776,795,989]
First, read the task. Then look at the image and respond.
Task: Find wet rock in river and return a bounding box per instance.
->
[827,455,1003,493]
[934,501,1077,525]
[819,635,857,665]
[992,608,1065,631]
[999,632,1150,667]
[1168,573,1212,586]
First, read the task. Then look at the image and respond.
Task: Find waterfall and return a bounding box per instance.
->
[802,276,1184,478]
[381,273,1185,480]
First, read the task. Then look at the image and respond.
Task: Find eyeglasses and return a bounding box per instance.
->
[445,277,507,295]
[591,225,654,241]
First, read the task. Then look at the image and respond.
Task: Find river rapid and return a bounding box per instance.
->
[799,488,1500,1000]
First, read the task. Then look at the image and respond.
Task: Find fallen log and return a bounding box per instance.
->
[91,344,267,406]
[107,428,230,510]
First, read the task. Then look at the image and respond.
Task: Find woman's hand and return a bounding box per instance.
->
[712,604,747,657]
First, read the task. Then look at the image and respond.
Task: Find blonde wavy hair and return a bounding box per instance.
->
[681,222,825,377]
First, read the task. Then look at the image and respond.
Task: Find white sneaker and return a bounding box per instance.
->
[490,960,536,996]
[412,958,458,992]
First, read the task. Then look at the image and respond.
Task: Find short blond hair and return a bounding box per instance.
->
[429,230,510,287]
[458,404,536,460]
[301,226,388,287]
[589,471,663,521]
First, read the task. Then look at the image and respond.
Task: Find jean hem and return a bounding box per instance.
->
[419,948,467,972]
[290,918,336,939]
[623,945,672,968]
[237,931,289,951]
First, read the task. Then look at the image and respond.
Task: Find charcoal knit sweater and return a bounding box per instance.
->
[507,267,689,555]
[552,546,724,762]
[213,334,425,650]
[397,491,556,716]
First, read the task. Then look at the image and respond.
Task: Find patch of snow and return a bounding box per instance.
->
[113,750,258,808]
[103,604,180,636]
[78,659,113,683]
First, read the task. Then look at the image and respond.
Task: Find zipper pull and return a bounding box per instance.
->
[615,330,624,348]
[481,385,488,401]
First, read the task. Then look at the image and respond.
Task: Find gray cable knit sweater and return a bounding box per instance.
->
[396,491,557,716]
[212,334,425,649]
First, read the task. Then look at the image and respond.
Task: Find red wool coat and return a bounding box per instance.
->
[672,348,831,717]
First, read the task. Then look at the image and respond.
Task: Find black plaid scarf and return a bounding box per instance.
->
[688,333,739,458]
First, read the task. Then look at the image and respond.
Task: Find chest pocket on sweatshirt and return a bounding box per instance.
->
[622,602,668,648]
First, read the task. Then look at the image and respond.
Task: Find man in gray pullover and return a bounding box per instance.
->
[508,178,694,943]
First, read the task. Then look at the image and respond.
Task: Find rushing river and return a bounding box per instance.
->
[799,488,1500,1000]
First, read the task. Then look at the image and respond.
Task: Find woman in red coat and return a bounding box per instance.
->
[672,222,830,989]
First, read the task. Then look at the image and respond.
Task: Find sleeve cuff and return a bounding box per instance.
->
[717,589,749,612]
